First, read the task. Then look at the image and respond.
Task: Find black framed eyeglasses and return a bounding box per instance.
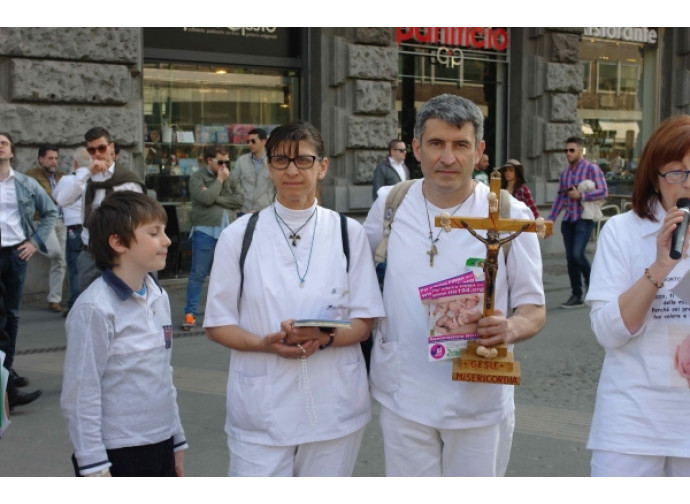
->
[658,170,690,184]
[268,155,321,170]
[564,148,577,153]
[86,144,109,155]
[214,159,229,166]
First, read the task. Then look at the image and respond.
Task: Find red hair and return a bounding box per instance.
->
[632,115,690,221]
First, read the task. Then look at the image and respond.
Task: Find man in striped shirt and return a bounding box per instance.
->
[548,136,607,309]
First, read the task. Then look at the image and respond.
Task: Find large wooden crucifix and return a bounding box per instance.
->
[433,170,553,385]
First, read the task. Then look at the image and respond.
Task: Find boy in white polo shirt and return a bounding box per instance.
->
[61,191,188,477]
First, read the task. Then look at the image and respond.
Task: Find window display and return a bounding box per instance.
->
[143,63,299,203]
[577,31,657,196]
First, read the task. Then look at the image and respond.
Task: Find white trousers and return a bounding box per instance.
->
[37,218,66,303]
[591,450,690,477]
[228,427,366,477]
[379,404,514,477]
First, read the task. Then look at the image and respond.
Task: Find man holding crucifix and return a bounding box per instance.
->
[363,94,546,477]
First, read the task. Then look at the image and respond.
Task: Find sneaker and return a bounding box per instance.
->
[560,295,585,309]
[182,313,196,331]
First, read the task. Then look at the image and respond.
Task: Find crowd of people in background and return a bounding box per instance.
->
[2,94,690,478]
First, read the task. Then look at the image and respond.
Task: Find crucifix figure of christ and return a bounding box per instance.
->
[433,170,553,384]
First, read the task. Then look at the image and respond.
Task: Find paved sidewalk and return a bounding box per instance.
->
[1,249,599,477]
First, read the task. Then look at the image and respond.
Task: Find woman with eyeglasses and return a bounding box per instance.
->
[586,115,690,476]
[204,122,384,476]
[498,158,539,218]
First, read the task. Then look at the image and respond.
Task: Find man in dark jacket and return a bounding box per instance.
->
[372,139,409,200]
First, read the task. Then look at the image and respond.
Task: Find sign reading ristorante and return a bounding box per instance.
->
[396,27,509,51]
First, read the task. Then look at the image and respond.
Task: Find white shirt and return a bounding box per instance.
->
[389,156,407,182]
[52,163,143,245]
[204,202,385,446]
[364,180,544,429]
[586,204,690,457]
[53,171,85,227]
[61,272,187,475]
[0,167,27,246]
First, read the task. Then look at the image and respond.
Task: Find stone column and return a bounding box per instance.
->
[316,28,399,213]
[0,27,143,302]
[0,28,144,175]
[660,27,690,117]
[508,28,583,207]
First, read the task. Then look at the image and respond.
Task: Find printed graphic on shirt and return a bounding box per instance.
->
[163,325,172,349]
[640,278,690,388]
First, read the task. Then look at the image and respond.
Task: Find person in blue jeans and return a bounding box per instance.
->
[182,145,244,330]
[0,131,57,399]
[54,147,91,316]
[547,136,608,309]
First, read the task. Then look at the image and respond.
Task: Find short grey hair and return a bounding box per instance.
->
[72,146,92,169]
[414,94,485,146]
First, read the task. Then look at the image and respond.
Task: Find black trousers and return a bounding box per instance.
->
[72,437,176,477]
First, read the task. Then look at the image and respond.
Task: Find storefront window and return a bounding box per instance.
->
[143,62,299,202]
[577,30,657,197]
[395,28,509,176]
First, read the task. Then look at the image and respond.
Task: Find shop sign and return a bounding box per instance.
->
[433,47,463,68]
[396,27,509,51]
[584,27,657,45]
[191,27,277,40]
[143,27,301,59]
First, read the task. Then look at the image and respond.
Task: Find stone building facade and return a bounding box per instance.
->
[1,27,688,300]
[313,28,399,212]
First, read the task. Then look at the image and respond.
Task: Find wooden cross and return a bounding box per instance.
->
[433,170,553,385]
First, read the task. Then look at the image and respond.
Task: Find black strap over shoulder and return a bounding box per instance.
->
[239,212,260,307]
[339,212,350,273]
[238,210,350,305]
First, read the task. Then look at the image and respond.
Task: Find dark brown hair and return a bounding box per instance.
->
[204,144,229,161]
[265,122,325,159]
[631,116,690,221]
[499,158,527,194]
[89,191,167,271]
[84,127,113,144]
[0,131,16,156]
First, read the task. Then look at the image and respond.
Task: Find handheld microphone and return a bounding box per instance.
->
[670,198,690,259]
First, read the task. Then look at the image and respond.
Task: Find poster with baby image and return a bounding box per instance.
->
[419,272,484,362]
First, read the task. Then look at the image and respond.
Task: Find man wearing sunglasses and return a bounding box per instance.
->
[547,136,608,309]
[53,127,146,292]
[182,145,244,331]
[235,128,273,216]
[372,139,410,201]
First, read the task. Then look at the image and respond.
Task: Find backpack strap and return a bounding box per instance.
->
[339,212,350,273]
[374,180,416,265]
[238,211,351,306]
[238,212,260,307]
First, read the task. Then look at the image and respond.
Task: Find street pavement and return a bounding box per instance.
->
[0,248,603,477]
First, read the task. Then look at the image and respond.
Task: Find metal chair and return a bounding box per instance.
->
[593,204,621,241]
